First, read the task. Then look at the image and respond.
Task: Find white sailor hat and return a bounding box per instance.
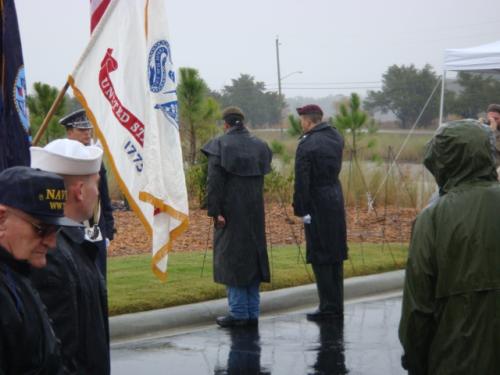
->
[30,139,103,176]
[59,109,93,129]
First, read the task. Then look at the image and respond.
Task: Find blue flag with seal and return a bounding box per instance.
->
[0,0,30,171]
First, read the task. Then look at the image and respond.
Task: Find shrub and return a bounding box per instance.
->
[264,169,294,204]
[185,158,208,208]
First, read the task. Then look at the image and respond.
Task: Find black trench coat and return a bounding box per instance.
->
[201,126,272,287]
[293,122,347,264]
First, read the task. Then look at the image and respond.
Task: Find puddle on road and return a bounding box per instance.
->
[112,297,404,375]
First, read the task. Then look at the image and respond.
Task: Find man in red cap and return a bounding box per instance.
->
[293,104,347,321]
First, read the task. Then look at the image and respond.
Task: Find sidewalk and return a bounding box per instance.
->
[110,269,405,342]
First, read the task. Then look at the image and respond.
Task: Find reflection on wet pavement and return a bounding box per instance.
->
[111,297,404,374]
[214,327,270,375]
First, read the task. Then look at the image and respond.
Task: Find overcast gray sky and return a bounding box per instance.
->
[15,0,500,98]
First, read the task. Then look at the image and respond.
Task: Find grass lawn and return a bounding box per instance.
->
[108,243,408,316]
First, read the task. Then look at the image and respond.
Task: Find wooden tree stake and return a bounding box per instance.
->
[32,81,69,146]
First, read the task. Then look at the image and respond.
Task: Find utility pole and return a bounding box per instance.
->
[275,36,282,98]
[275,36,283,135]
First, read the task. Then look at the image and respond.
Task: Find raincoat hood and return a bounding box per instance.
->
[424,119,497,193]
[400,120,500,374]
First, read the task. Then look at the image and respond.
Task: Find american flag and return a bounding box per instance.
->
[90,0,111,33]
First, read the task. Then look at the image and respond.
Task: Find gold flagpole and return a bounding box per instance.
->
[32,81,69,146]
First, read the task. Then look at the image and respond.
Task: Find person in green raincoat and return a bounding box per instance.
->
[399,119,500,375]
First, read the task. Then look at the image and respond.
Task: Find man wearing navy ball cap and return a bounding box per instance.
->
[0,166,80,374]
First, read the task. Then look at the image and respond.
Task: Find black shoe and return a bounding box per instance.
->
[247,318,259,326]
[306,310,343,322]
[216,315,248,328]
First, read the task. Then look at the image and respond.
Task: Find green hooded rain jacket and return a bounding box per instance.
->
[399,120,500,375]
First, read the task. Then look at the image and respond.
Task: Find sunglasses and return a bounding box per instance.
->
[9,210,60,238]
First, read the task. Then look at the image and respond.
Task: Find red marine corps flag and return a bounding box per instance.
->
[71,0,188,280]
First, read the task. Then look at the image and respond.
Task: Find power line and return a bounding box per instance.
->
[274,81,382,85]
[266,86,382,90]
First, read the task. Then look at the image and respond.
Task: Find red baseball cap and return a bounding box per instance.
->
[296,104,323,116]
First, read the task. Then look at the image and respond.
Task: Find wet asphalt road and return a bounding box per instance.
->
[111,295,405,374]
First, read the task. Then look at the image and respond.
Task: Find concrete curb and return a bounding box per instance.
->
[110,270,405,341]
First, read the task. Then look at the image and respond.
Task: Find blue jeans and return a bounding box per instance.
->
[226,280,261,320]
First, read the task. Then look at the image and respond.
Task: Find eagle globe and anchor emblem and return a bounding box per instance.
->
[14,65,30,134]
[148,39,178,129]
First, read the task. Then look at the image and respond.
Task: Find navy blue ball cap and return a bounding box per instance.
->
[296,104,323,116]
[59,109,93,129]
[0,166,82,227]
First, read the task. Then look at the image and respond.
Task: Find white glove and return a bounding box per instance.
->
[302,214,311,224]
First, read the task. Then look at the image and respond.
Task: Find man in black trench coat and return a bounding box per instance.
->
[202,106,272,328]
[293,104,347,321]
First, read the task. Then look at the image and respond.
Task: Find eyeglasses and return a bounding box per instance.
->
[8,210,60,238]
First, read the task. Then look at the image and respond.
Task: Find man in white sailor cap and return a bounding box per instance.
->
[29,138,110,375]
[59,109,115,280]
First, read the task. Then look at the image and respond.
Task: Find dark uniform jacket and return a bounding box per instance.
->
[399,120,500,374]
[97,164,115,241]
[0,246,62,375]
[93,164,115,278]
[293,122,347,264]
[30,227,110,375]
[201,126,272,287]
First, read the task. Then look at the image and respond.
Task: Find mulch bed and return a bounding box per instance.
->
[108,202,417,257]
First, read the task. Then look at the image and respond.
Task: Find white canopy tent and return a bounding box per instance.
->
[440,40,500,124]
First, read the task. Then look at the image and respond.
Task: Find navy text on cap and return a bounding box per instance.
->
[0,166,81,227]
